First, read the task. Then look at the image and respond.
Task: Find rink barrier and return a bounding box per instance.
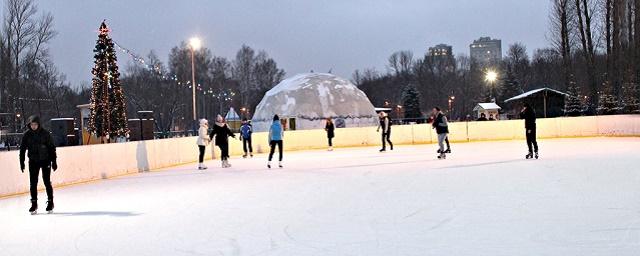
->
[0,115,639,198]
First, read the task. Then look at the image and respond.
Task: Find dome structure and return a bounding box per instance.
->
[252,73,378,132]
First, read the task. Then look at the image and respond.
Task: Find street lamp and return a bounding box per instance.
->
[485,70,498,102]
[189,37,201,122]
[448,96,455,114]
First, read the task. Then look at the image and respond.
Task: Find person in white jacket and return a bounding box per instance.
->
[196,119,210,170]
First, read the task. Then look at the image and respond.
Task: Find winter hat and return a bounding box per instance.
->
[199,118,208,126]
[273,114,280,121]
[27,115,41,125]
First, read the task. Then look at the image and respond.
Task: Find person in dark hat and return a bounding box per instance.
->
[19,115,57,214]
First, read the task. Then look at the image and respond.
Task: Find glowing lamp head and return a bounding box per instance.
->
[485,71,498,83]
[189,37,202,50]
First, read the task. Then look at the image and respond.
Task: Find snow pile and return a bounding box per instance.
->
[252,73,378,131]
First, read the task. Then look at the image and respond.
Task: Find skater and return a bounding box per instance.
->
[210,115,236,168]
[19,115,57,214]
[520,103,539,159]
[196,118,210,170]
[432,107,449,159]
[268,114,284,168]
[376,111,393,152]
[476,113,488,121]
[325,117,335,151]
[240,118,253,158]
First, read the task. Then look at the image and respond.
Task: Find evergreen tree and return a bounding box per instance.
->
[500,68,522,101]
[597,74,618,115]
[88,21,128,141]
[401,83,422,119]
[620,70,640,114]
[564,74,583,116]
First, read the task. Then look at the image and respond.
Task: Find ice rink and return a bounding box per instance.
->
[1,137,639,255]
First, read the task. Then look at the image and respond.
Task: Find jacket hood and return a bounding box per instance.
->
[215,121,225,127]
[199,118,208,127]
[27,115,41,125]
[27,115,42,131]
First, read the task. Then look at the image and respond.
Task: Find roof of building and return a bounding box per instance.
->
[225,107,240,121]
[504,87,569,103]
[473,103,502,111]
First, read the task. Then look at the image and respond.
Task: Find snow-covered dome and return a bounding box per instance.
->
[252,73,378,132]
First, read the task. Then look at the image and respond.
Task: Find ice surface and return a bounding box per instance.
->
[1,138,640,255]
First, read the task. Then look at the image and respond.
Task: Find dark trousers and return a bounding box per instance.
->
[269,140,283,161]
[328,137,333,147]
[218,144,229,160]
[445,137,451,150]
[242,138,253,154]
[29,160,53,201]
[381,131,393,149]
[526,127,539,153]
[198,145,206,163]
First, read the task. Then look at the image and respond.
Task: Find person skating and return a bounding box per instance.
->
[209,115,236,168]
[196,119,210,170]
[520,103,539,159]
[19,115,57,214]
[325,117,335,151]
[431,107,449,159]
[376,112,393,152]
[240,119,253,158]
[268,115,284,168]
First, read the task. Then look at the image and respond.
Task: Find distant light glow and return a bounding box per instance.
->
[485,70,498,83]
[189,37,201,50]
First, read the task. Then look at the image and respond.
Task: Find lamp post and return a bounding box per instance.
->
[448,96,455,117]
[189,37,201,122]
[485,70,498,102]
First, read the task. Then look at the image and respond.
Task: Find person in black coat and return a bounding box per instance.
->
[325,117,335,151]
[519,103,539,158]
[209,115,236,168]
[19,115,57,214]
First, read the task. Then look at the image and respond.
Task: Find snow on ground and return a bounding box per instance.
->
[1,138,640,256]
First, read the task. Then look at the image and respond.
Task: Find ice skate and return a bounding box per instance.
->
[279,161,283,168]
[535,152,539,159]
[225,160,232,168]
[526,152,533,159]
[242,154,247,158]
[437,152,446,160]
[46,200,54,214]
[198,163,207,170]
[328,146,333,151]
[379,148,386,152]
[267,161,271,169]
[28,200,37,215]
[445,148,451,153]
[250,154,254,158]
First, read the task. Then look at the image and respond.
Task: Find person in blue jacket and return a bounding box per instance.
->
[268,115,284,169]
[240,118,253,158]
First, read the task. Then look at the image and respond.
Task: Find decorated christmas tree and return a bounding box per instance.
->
[88,21,128,142]
[564,74,583,116]
[596,74,618,115]
[620,70,640,114]
[401,83,421,119]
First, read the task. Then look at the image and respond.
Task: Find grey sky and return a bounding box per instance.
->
[37,0,552,87]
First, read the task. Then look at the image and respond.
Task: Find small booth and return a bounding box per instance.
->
[225,107,242,132]
[473,103,501,119]
[504,87,569,118]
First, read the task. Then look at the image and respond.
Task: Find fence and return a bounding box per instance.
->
[0,115,638,198]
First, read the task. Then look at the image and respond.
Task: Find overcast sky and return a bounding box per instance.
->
[36,0,552,87]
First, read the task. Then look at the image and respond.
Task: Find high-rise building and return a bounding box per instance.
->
[470,37,502,65]
[428,44,453,57]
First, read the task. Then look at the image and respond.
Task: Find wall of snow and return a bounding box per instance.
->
[0,115,638,197]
